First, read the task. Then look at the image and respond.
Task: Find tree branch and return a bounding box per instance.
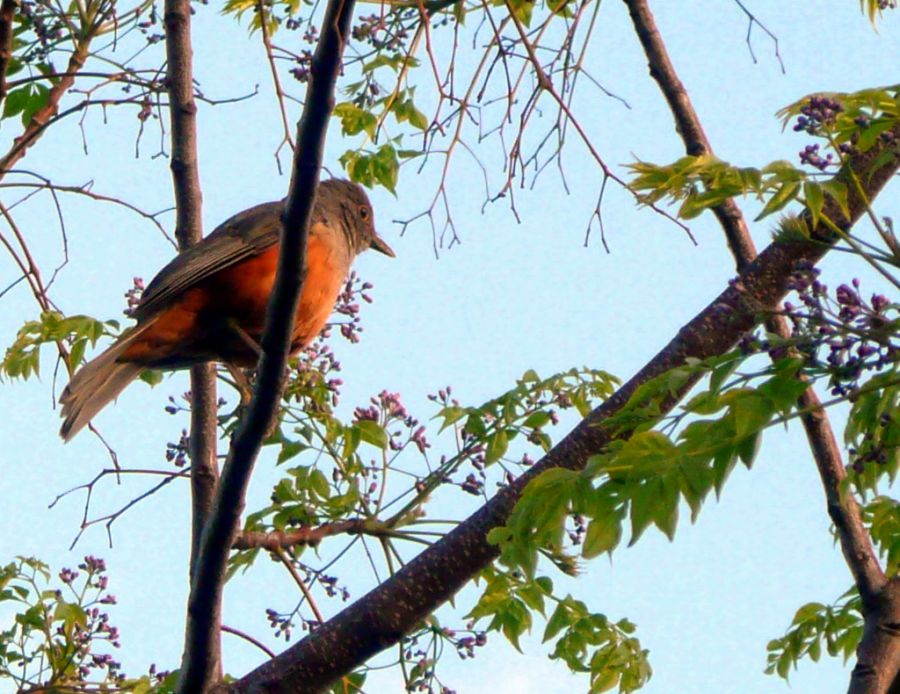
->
[0,41,90,179]
[175,0,357,690]
[621,0,754,268]
[164,0,222,681]
[163,0,219,587]
[230,110,900,692]
[620,3,896,691]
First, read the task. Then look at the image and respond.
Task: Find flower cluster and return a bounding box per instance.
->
[165,428,190,467]
[355,389,430,454]
[57,556,125,683]
[19,0,65,63]
[265,607,296,640]
[136,5,164,45]
[781,265,897,397]
[290,50,314,83]
[123,276,145,316]
[332,271,374,344]
[793,95,843,135]
[351,12,411,53]
[264,567,350,641]
[799,143,833,171]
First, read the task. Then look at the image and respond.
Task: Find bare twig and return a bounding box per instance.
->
[46,467,190,549]
[503,0,694,243]
[255,0,295,170]
[1,174,176,247]
[731,0,785,73]
[222,624,277,659]
[276,549,326,626]
[0,41,92,180]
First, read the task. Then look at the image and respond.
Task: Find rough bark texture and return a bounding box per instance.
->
[230,106,900,690]
[175,0,357,690]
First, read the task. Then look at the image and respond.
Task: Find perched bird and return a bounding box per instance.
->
[59,179,394,441]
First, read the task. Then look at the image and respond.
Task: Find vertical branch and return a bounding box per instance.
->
[621,2,898,691]
[163,0,221,675]
[187,369,220,572]
[175,0,356,690]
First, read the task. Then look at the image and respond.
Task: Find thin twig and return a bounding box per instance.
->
[221,624,277,659]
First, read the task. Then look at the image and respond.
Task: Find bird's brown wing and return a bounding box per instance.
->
[132,200,284,322]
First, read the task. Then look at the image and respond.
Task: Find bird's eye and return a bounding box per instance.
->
[359,205,369,220]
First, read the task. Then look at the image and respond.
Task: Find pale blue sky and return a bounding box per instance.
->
[1,1,898,692]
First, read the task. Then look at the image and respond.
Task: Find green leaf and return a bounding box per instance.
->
[277,439,306,464]
[729,391,774,439]
[437,405,466,431]
[653,473,680,540]
[792,602,826,625]
[485,428,509,464]
[582,517,622,559]
[308,469,331,499]
[523,410,552,429]
[543,601,573,642]
[139,369,164,386]
[333,102,377,138]
[822,179,850,220]
[803,181,825,228]
[628,479,659,546]
[736,431,761,468]
[355,419,388,449]
[755,180,802,221]
[372,144,399,193]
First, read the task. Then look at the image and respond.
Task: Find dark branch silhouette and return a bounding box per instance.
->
[176,0,358,690]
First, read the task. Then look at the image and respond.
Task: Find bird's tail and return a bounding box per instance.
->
[59,326,150,442]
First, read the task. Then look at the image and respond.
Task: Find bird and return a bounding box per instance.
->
[59,178,394,441]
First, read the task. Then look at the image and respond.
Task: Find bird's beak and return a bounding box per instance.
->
[370,233,395,257]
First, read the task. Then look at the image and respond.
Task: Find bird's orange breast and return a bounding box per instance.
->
[120,229,348,368]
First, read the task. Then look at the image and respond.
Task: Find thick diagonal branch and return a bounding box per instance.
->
[175,0,357,691]
[621,2,895,691]
[230,113,900,693]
